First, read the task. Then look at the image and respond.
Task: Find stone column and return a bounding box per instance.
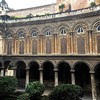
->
[54,68,58,86]
[0,67,4,76]
[39,68,43,84]
[25,68,30,87]
[90,71,97,100]
[70,70,75,85]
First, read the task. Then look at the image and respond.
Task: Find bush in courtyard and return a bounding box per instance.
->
[17,93,30,100]
[42,95,49,100]
[48,84,83,100]
[0,76,18,96]
[25,81,45,99]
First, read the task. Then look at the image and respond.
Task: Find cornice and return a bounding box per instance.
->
[5,10,100,27]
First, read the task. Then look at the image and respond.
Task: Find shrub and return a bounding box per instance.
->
[0,76,18,96]
[90,2,96,7]
[48,84,83,100]
[25,81,45,99]
[42,95,49,100]
[17,93,30,100]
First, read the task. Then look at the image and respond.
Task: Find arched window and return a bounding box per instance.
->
[77,27,84,34]
[18,32,25,38]
[45,30,51,36]
[7,34,12,39]
[97,25,100,32]
[60,28,66,35]
[31,30,37,37]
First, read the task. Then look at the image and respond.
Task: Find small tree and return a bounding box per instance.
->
[90,2,96,7]
[59,4,65,12]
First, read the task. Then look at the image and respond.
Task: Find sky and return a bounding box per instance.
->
[4,0,56,10]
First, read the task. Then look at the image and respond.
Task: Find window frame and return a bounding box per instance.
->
[96,25,100,32]
[77,27,84,34]
[18,32,25,38]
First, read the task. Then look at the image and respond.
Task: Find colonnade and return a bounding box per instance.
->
[0,61,98,100]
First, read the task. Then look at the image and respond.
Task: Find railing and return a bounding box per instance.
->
[0,5,100,23]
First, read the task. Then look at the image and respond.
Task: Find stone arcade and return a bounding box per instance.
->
[0,0,100,100]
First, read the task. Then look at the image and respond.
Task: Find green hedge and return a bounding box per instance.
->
[0,76,18,96]
[17,93,30,100]
[49,84,83,100]
[25,81,45,99]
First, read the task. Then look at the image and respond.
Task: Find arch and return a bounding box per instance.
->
[91,19,100,30]
[29,27,40,37]
[4,60,14,76]
[41,60,54,69]
[28,60,39,66]
[16,28,27,38]
[73,61,91,70]
[57,61,71,84]
[16,60,26,88]
[72,21,89,33]
[42,26,54,36]
[57,60,71,69]
[74,62,91,94]
[57,24,70,34]
[5,29,14,38]
[93,62,100,71]
[15,60,27,68]
[42,61,54,88]
[29,61,39,82]
[4,60,14,69]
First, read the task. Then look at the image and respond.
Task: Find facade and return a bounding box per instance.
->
[0,0,100,100]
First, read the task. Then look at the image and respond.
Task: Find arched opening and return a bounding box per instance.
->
[43,61,54,89]
[95,63,100,97]
[58,62,71,84]
[0,62,2,76]
[16,61,26,89]
[75,62,91,95]
[29,61,39,82]
[4,60,13,76]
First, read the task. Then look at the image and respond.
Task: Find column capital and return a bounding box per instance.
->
[53,32,58,35]
[89,71,95,74]
[25,68,30,70]
[38,34,44,36]
[69,31,75,36]
[54,68,58,71]
[39,68,43,71]
[70,70,75,73]
[87,29,93,34]
[11,67,16,70]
